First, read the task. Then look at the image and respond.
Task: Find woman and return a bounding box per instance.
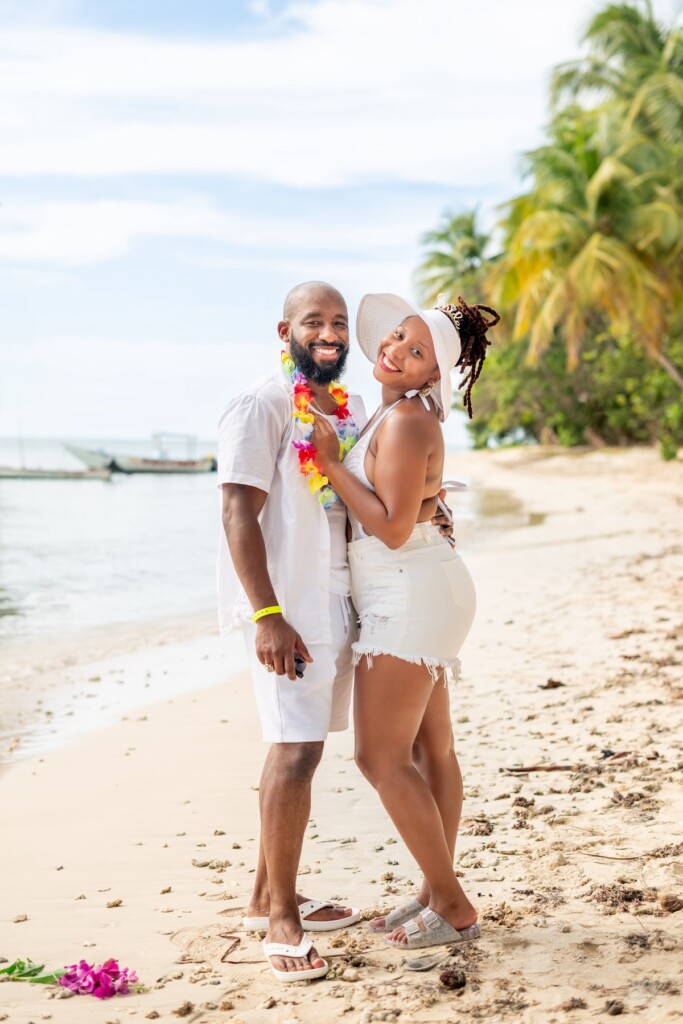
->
[310,293,499,950]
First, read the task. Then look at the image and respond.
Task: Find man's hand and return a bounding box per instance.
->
[432,487,455,541]
[256,615,313,680]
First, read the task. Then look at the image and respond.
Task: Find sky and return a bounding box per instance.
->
[1,0,680,447]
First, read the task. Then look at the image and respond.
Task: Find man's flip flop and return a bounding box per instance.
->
[365,897,425,933]
[385,908,481,950]
[262,937,329,982]
[244,899,361,933]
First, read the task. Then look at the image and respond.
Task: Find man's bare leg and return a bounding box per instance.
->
[248,744,356,934]
[258,742,325,974]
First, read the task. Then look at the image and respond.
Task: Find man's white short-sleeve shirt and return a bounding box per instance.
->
[216,364,367,645]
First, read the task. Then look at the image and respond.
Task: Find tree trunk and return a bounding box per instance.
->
[653,349,683,389]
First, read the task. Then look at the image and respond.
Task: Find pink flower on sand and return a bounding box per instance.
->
[59,958,139,999]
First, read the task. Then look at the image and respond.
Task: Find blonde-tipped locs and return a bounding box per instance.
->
[437,297,500,418]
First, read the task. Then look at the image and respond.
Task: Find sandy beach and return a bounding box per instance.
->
[2,447,682,1024]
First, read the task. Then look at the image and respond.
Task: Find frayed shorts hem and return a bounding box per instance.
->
[351,645,460,684]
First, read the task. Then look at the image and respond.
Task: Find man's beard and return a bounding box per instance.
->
[289,334,348,385]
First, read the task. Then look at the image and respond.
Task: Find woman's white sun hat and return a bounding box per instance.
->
[356,293,462,421]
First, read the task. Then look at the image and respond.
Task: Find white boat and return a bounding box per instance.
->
[0,466,112,480]
[65,434,216,475]
[111,454,216,474]
[63,443,115,470]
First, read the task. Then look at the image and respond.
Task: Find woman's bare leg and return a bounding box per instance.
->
[367,674,465,931]
[354,655,476,941]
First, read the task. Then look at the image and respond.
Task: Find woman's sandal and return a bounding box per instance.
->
[366,897,426,933]
[385,908,480,950]
[262,937,329,982]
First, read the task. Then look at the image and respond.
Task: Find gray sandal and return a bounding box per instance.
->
[366,897,426,934]
[385,908,480,949]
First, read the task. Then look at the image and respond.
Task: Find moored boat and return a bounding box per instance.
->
[63,443,115,470]
[64,435,216,474]
[110,454,216,474]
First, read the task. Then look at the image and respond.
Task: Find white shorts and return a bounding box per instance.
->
[348,522,476,681]
[241,593,357,743]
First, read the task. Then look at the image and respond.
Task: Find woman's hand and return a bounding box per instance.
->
[310,412,340,471]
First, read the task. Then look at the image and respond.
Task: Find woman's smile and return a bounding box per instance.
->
[378,350,401,373]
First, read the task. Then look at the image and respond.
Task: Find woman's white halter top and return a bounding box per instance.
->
[341,398,404,540]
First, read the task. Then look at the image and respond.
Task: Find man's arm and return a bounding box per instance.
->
[221,483,312,680]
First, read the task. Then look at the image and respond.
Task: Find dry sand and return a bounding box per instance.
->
[1,447,682,1024]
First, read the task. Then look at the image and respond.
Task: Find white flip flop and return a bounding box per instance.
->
[262,937,329,982]
[244,899,361,933]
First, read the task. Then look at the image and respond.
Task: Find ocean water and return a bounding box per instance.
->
[0,437,220,647]
[0,435,483,655]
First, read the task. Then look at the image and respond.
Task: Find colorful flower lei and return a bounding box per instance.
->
[281,350,359,508]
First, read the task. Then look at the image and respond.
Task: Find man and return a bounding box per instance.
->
[217,282,364,981]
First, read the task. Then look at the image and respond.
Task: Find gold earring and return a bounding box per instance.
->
[418,381,435,398]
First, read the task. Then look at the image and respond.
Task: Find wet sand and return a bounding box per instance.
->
[2,447,682,1023]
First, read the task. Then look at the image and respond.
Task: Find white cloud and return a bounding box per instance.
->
[0,0,640,187]
[0,193,462,266]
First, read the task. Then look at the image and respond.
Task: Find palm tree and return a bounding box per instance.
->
[414,210,493,307]
[551,1,683,145]
[488,105,683,386]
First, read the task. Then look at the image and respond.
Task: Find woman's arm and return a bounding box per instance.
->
[311,405,435,549]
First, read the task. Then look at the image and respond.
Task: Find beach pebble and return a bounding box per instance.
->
[261,996,277,1008]
[659,893,683,913]
[439,968,466,990]
[548,852,568,868]
[160,886,172,894]
[107,898,123,908]
[12,913,28,922]
[144,1014,160,1020]
[605,1000,625,1015]
[342,968,360,982]
[171,1003,194,1017]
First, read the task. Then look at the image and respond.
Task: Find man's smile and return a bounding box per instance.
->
[310,344,345,360]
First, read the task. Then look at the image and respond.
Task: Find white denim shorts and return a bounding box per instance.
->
[348,522,476,681]
[241,592,357,743]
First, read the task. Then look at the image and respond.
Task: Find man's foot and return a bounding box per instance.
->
[262,937,328,982]
[245,893,360,932]
[263,918,327,980]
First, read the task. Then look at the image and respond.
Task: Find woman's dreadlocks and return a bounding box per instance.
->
[437,296,500,418]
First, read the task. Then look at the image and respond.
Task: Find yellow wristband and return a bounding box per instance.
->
[252,605,283,623]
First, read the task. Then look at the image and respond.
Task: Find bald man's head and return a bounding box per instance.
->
[278,281,350,385]
[283,281,347,321]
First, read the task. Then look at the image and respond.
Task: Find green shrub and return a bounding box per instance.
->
[466,332,683,458]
